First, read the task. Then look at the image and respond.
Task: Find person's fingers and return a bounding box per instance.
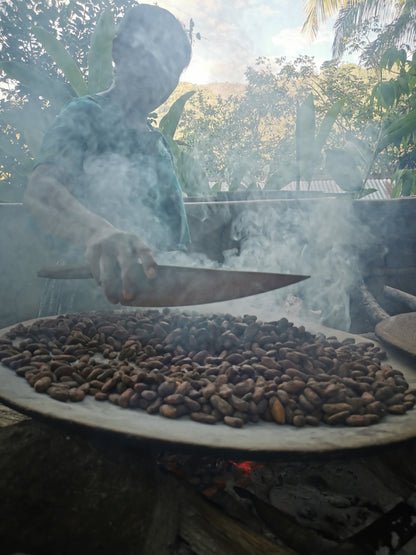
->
[140,250,158,279]
[115,237,142,300]
[120,262,142,301]
[99,253,121,304]
[85,242,102,285]
[118,244,157,301]
[87,231,156,303]
[130,236,158,279]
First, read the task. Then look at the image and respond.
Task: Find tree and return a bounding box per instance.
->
[302,0,361,39]
[0,0,201,201]
[302,0,416,62]
[0,1,199,201]
[176,56,385,193]
[373,47,416,195]
[0,1,143,200]
[177,57,319,189]
[294,93,344,189]
[0,6,117,200]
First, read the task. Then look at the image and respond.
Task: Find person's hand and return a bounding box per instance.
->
[85,228,157,304]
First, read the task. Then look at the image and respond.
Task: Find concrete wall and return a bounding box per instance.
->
[0,204,57,328]
[186,196,416,332]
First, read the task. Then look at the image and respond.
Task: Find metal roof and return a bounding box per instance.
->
[282,178,393,200]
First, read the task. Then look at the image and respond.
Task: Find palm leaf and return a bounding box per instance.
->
[0,132,33,175]
[378,110,416,151]
[296,93,317,183]
[87,10,116,94]
[302,0,354,38]
[315,99,345,152]
[0,61,73,107]
[356,187,377,199]
[32,25,88,97]
[23,128,44,158]
[159,91,195,140]
[332,1,413,59]
[0,106,53,135]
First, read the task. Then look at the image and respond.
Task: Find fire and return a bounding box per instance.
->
[229,460,263,474]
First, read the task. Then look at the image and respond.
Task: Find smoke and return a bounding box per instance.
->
[16,5,385,329]
[82,152,173,250]
[167,197,380,332]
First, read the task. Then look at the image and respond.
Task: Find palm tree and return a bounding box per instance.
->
[302,0,361,39]
[302,0,416,61]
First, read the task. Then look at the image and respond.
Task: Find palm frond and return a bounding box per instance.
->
[366,11,416,63]
[333,0,413,59]
[302,0,360,38]
[332,6,362,58]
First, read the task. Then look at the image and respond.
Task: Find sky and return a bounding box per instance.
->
[157,0,347,84]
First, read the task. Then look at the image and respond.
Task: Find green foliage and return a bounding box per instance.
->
[391,169,416,197]
[295,93,344,186]
[159,92,196,141]
[0,61,73,108]
[177,56,387,194]
[0,9,117,200]
[0,1,139,200]
[1,1,415,201]
[87,10,116,94]
[380,47,408,71]
[324,143,377,198]
[159,91,209,197]
[296,94,316,185]
[378,110,416,151]
[0,2,197,201]
[0,128,32,173]
[307,0,416,64]
[370,46,416,195]
[32,25,88,97]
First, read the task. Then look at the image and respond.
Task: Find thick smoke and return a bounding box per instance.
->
[159,197,380,332]
[16,7,384,329]
[224,199,367,330]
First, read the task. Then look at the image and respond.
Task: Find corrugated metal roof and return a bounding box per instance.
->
[207,178,395,199]
[282,178,393,200]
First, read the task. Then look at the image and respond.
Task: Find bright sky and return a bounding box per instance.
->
[157,0,345,84]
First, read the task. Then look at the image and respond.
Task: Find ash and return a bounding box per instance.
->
[159,447,416,554]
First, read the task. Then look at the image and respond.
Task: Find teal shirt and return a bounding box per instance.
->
[35,94,190,251]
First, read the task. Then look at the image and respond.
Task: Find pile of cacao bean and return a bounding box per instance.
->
[0,310,415,428]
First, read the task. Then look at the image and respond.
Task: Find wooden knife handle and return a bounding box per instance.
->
[38,264,93,279]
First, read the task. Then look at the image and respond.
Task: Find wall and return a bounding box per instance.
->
[0,204,57,327]
[186,196,416,332]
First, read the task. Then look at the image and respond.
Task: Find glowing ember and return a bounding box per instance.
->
[229,460,263,474]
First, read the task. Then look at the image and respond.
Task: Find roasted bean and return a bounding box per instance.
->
[270,398,285,424]
[34,376,52,393]
[224,416,244,428]
[190,412,218,424]
[346,414,380,426]
[47,387,69,402]
[69,388,85,402]
[1,309,413,429]
[210,394,233,416]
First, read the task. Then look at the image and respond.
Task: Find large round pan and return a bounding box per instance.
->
[0,317,415,458]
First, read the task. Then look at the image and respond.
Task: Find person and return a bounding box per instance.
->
[24,4,192,314]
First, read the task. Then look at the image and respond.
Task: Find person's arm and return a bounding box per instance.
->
[25,164,157,304]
